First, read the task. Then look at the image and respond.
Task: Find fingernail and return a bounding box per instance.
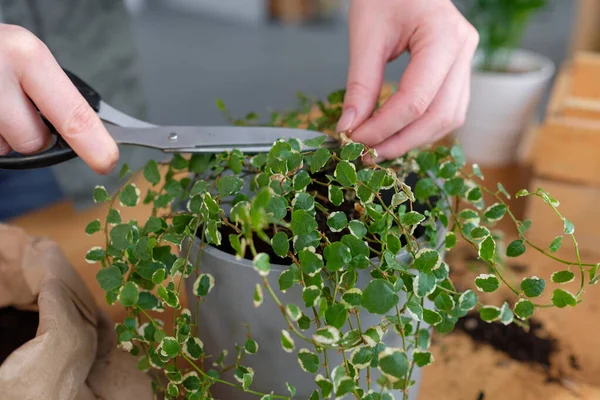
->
[336,107,356,133]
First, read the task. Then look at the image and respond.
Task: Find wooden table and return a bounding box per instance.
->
[9,163,600,399]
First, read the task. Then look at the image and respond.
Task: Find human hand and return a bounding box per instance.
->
[0,24,118,174]
[338,0,479,161]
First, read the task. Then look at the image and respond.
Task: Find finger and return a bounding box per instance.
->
[0,76,51,154]
[374,43,474,160]
[0,136,11,155]
[15,35,118,174]
[351,29,463,147]
[337,4,389,134]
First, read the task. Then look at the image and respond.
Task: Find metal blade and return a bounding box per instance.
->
[104,124,336,153]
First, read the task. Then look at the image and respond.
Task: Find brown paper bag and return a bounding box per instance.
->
[0,224,153,400]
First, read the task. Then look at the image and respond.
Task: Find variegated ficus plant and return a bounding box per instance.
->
[84,89,598,400]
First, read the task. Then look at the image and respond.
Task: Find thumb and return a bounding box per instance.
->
[337,17,387,134]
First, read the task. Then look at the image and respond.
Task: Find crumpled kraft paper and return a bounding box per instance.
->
[0,224,153,400]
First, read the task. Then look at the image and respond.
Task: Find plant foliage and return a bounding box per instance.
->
[88,89,594,399]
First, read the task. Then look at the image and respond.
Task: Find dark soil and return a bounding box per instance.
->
[456,312,556,369]
[208,170,431,263]
[0,307,39,364]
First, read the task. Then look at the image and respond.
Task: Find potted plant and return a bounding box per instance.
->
[85,89,597,399]
[454,0,555,166]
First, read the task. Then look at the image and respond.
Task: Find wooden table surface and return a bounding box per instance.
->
[9,163,600,399]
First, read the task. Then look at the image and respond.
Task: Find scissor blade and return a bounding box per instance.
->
[105,124,336,152]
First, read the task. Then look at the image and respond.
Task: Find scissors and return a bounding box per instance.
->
[0,69,336,170]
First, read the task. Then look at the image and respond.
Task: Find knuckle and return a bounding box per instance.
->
[345,80,373,98]
[61,102,97,138]
[12,136,47,155]
[406,95,429,120]
[1,25,46,61]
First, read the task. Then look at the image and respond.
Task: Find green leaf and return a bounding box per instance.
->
[335,160,358,187]
[474,274,500,293]
[299,249,324,276]
[85,220,101,235]
[286,383,296,397]
[551,289,577,308]
[451,145,466,166]
[340,143,364,160]
[93,186,110,203]
[521,277,546,298]
[361,279,399,314]
[551,270,575,284]
[514,299,535,320]
[304,135,327,148]
[310,148,331,174]
[327,211,348,232]
[506,240,526,257]
[217,176,244,197]
[302,286,321,308]
[414,178,437,201]
[549,236,563,253]
[400,211,425,226]
[350,347,374,369]
[119,164,130,179]
[423,309,442,325]
[143,160,161,185]
[253,253,271,277]
[313,326,341,345]
[107,209,122,225]
[193,273,215,296]
[413,351,434,367]
[458,290,478,311]
[323,242,352,271]
[315,375,333,398]
[341,288,362,307]
[96,266,123,291]
[443,178,465,196]
[341,221,364,240]
[291,210,318,236]
[405,297,423,321]
[378,348,409,382]
[189,154,212,173]
[137,292,160,310]
[479,306,501,322]
[285,304,302,321]
[281,330,295,353]
[85,247,105,263]
[253,284,263,307]
[328,185,344,206]
[439,162,457,179]
[414,272,436,298]
[478,236,496,261]
[470,226,490,241]
[484,203,507,222]
[499,302,514,325]
[412,249,441,273]
[445,232,457,250]
[152,269,166,285]
[298,349,320,373]
[434,292,455,312]
[325,303,349,329]
[119,184,140,207]
[271,232,289,258]
[293,170,311,191]
[159,337,180,358]
[563,218,575,235]
[244,339,258,355]
[118,282,139,307]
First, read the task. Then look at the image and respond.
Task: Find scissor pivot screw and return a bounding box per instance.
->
[168,132,178,142]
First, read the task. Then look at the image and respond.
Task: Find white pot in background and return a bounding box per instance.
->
[454,49,555,166]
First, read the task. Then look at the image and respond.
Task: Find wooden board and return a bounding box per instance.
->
[571,52,600,100]
[524,178,600,262]
[532,118,600,187]
[570,0,600,55]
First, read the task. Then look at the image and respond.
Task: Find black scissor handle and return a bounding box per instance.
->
[0,69,101,170]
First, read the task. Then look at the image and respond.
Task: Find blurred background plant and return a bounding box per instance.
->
[458,0,549,72]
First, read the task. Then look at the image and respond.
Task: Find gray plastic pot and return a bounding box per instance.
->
[183,223,445,399]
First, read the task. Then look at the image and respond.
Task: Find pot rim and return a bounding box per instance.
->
[472,48,555,80]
